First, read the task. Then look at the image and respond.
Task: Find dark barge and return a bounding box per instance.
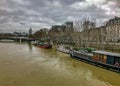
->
[70,50,120,72]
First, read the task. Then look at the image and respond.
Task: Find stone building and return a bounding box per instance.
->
[105,16,120,42]
[80,17,120,43]
[80,28,100,42]
[63,21,73,30]
[48,21,74,44]
[80,20,96,42]
[48,25,64,39]
[82,20,96,30]
[98,26,106,42]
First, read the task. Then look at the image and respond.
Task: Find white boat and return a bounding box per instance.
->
[31,41,39,45]
[57,45,70,54]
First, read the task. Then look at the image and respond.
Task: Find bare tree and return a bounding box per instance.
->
[74,20,83,47]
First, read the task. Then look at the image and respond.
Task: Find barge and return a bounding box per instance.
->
[70,50,120,72]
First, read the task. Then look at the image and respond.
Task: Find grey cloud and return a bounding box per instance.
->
[0,0,119,32]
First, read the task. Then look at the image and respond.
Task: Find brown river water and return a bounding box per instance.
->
[0,42,120,86]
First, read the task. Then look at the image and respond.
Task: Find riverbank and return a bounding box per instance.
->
[77,42,120,53]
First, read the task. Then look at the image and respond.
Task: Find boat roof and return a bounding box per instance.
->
[92,51,120,57]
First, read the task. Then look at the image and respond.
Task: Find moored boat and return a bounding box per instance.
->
[70,49,120,72]
[70,48,94,63]
[36,42,52,49]
[92,51,120,70]
[57,45,70,54]
[31,41,39,46]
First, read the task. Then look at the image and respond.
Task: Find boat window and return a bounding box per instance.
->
[118,58,120,64]
[99,54,102,61]
[99,54,104,62]
[103,55,107,63]
[104,55,107,59]
[114,57,120,64]
[96,53,99,59]
[93,53,97,60]
[107,55,114,65]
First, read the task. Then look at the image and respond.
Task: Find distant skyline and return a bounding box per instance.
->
[0,0,120,32]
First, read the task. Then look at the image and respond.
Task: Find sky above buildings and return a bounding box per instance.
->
[0,0,120,32]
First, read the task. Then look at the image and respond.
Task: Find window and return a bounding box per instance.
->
[114,57,120,64]
[107,56,114,65]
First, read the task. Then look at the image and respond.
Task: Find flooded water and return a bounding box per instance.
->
[0,42,120,86]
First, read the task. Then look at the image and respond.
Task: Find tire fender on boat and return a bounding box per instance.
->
[114,62,119,67]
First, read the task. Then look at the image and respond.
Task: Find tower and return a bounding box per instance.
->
[29,27,32,35]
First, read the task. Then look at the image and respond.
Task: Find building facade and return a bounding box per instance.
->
[48,21,74,44]
[80,17,120,43]
[105,17,120,42]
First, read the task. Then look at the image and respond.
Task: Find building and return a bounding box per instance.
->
[48,21,74,44]
[80,17,120,43]
[82,20,96,31]
[64,21,73,29]
[105,16,120,42]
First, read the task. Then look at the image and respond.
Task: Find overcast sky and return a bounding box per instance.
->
[0,0,120,33]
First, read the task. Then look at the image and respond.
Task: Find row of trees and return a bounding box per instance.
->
[31,17,120,52]
[31,19,99,46]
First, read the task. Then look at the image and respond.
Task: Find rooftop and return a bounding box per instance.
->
[92,50,120,57]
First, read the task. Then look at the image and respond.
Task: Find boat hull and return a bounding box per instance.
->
[57,48,70,54]
[37,45,52,49]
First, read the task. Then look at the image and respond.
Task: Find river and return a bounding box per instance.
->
[0,42,120,86]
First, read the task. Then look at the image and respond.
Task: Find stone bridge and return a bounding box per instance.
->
[0,37,40,42]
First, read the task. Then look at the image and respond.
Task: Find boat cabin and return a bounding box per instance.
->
[92,51,120,67]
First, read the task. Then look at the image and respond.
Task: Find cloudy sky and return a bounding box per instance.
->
[0,0,120,32]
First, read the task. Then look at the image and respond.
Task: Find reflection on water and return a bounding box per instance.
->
[0,42,120,86]
[27,42,33,50]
